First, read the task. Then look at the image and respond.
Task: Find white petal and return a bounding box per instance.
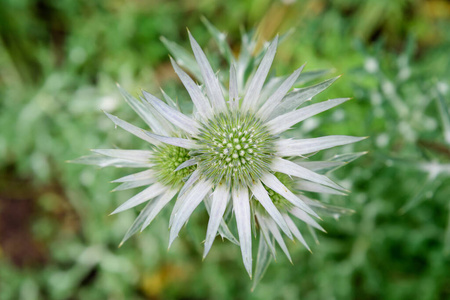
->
[144,131,197,149]
[256,213,277,258]
[112,179,154,191]
[169,190,189,228]
[170,57,213,118]
[70,154,152,168]
[296,180,346,195]
[104,112,161,146]
[272,157,345,192]
[266,98,350,134]
[269,76,340,119]
[242,37,278,112]
[111,183,167,214]
[229,63,239,110]
[188,32,226,111]
[169,179,212,247]
[261,172,318,217]
[257,65,304,120]
[112,169,155,183]
[174,158,197,172]
[264,216,292,263]
[290,206,325,232]
[178,169,201,197]
[138,95,176,135]
[251,232,273,292]
[159,88,178,109]
[232,186,252,278]
[117,84,170,136]
[203,183,230,258]
[276,136,366,157]
[204,195,239,246]
[295,161,345,173]
[302,196,355,218]
[119,200,155,246]
[141,188,178,231]
[249,181,292,240]
[282,213,311,252]
[91,149,153,163]
[142,90,199,135]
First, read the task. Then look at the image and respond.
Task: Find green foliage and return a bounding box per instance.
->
[1,0,449,299]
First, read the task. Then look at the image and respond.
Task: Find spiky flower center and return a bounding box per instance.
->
[152,145,195,187]
[195,112,275,185]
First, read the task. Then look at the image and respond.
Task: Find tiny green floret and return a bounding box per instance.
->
[152,145,195,188]
[195,112,276,186]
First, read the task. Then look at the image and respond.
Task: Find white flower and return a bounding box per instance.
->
[76,30,365,279]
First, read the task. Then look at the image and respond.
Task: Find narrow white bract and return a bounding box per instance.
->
[75,27,365,281]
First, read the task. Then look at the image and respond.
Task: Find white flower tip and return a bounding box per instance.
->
[168,235,177,249]
[118,241,124,248]
[109,208,121,215]
[287,232,294,241]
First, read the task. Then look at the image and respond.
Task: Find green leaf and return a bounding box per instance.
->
[436,85,450,145]
[201,16,234,63]
[160,36,202,80]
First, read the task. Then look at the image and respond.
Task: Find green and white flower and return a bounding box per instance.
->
[76,29,365,278]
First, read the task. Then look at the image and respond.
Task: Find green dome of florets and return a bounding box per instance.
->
[152,145,195,187]
[195,112,275,186]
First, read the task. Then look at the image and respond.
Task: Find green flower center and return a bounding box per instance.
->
[195,112,275,185]
[152,145,196,188]
[264,173,294,210]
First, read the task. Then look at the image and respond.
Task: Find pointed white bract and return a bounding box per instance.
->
[170,57,213,119]
[276,136,366,157]
[204,183,230,258]
[91,149,153,163]
[77,26,364,283]
[188,32,227,112]
[233,186,252,277]
[229,63,239,110]
[257,65,304,120]
[250,181,292,240]
[111,183,167,214]
[266,98,351,134]
[105,112,161,145]
[268,76,340,119]
[169,179,212,247]
[241,36,278,112]
[271,157,345,191]
[261,172,318,217]
[142,90,200,135]
[144,131,198,149]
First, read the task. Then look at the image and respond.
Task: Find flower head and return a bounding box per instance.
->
[76,27,365,279]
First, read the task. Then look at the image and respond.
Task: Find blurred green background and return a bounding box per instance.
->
[1,0,449,299]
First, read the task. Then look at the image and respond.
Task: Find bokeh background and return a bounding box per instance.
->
[1,0,450,299]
